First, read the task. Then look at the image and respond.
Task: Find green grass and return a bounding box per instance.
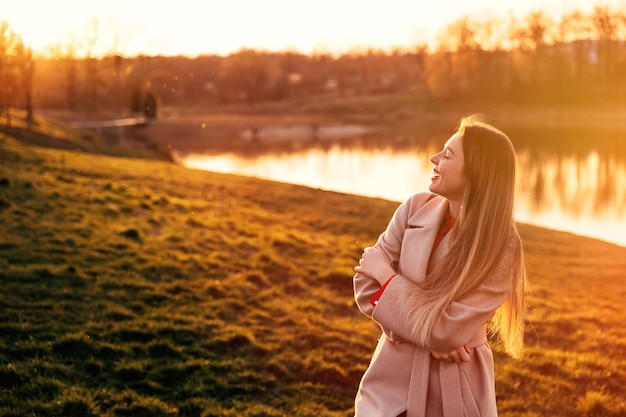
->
[1,122,625,416]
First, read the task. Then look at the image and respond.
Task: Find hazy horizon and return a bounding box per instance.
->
[3,0,625,57]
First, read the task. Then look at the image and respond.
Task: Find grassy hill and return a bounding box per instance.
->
[1,117,625,416]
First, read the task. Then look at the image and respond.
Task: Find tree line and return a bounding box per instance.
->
[1,4,625,120]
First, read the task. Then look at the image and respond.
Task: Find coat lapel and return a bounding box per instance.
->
[398,195,449,283]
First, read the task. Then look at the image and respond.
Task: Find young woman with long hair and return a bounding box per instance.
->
[353,115,525,417]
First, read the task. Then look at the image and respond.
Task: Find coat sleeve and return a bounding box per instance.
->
[371,243,519,351]
[353,197,414,318]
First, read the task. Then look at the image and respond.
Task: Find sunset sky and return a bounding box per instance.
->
[2,0,624,57]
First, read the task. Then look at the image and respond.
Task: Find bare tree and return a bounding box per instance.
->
[508,11,554,100]
[14,42,35,127]
[47,38,80,110]
[591,5,623,84]
[0,22,13,122]
[555,10,593,83]
[0,21,25,126]
[82,18,101,112]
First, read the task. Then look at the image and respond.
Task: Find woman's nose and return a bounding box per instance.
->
[430,153,438,164]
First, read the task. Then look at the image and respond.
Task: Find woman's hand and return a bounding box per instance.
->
[431,345,471,365]
[354,247,396,286]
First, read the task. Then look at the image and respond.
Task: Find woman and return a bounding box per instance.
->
[353,115,525,417]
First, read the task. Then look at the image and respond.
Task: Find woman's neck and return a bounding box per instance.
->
[448,200,461,219]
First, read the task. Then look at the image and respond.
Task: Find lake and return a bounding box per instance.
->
[173,135,626,248]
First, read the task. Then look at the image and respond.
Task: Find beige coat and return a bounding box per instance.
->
[354,193,516,417]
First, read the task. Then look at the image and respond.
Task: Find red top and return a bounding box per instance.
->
[369,211,456,307]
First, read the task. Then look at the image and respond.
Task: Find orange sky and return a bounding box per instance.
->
[2,0,624,57]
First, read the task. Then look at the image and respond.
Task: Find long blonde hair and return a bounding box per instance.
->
[406,115,526,358]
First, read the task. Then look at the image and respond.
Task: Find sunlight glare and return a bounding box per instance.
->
[177,145,436,201]
[3,0,624,57]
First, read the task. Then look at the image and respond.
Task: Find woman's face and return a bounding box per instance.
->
[429,132,467,205]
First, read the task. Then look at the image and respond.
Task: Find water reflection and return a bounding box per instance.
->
[177,145,626,247]
[514,149,626,247]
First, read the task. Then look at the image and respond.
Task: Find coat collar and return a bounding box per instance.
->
[406,193,449,228]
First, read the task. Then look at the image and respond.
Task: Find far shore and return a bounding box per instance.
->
[34,98,626,155]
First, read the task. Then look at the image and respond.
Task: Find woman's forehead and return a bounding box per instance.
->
[444,132,463,150]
